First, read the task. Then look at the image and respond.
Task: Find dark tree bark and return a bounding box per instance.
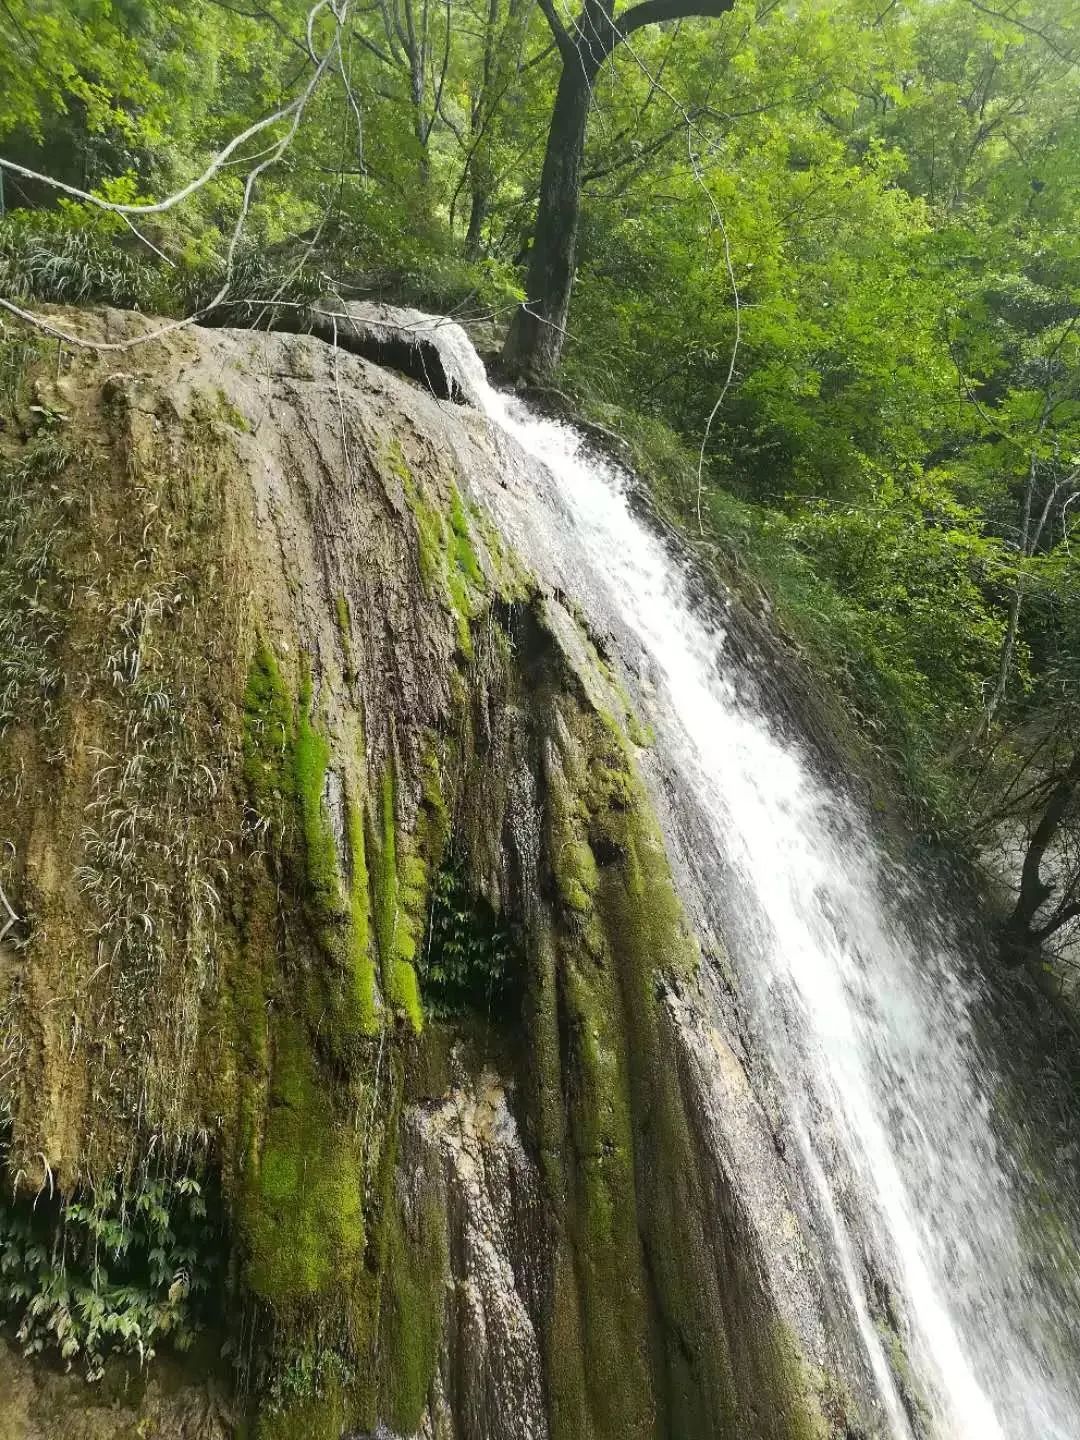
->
[502,0,735,380]
[465,185,489,260]
[504,61,592,377]
[1001,752,1080,963]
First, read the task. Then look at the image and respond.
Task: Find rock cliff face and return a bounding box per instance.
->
[0,310,871,1439]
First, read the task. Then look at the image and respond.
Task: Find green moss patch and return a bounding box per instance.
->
[368,762,424,1033]
[243,1017,365,1303]
[334,591,356,683]
[377,1162,447,1431]
[241,644,378,1048]
[243,641,296,827]
[529,665,834,1440]
[294,663,339,916]
[398,462,486,659]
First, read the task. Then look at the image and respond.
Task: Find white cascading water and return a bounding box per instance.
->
[421,323,1080,1440]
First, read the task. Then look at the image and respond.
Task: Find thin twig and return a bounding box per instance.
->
[0,881,19,944]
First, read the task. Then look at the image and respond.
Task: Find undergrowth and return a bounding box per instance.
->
[0,428,77,741]
[0,209,168,310]
[265,1347,355,1414]
[0,206,515,334]
[69,420,234,1142]
[178,236,323,327]
[0,1137,220,1380]
[419,857,514,1018]
[0,209,321,325]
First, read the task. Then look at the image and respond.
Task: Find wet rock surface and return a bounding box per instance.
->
[303,300,490,408]
[0,307,877,1439]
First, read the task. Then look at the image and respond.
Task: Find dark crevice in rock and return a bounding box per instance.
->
[271,300,481,405]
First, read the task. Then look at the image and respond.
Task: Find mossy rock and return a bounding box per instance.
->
[243,1016,365,1302]
[0,313,876,1440]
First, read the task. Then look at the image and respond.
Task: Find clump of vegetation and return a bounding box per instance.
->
[265,1347,355,1415]
[0,1144,220,1381]
[419,857,515,1017]
[0,208,167,310]
[0,430,77,739]
[175,235,324,328]
[0,210,323,325]
[0,330,45,418]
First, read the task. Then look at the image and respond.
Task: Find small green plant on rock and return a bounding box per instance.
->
[419,858,515,1017]
[0,433,78,739]
[0,1151,219,1381]
[266,1346,355,1412]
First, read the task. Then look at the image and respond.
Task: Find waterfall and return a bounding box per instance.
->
[447,350,1080,1440]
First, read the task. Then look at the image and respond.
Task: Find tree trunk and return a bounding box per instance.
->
[502,61,593,380]
[464,0,500,261]
[465,184,488,260]
[1001,754,1080,963]
[499,0,735,380]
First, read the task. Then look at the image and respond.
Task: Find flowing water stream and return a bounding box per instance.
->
[414,320,1080,1440]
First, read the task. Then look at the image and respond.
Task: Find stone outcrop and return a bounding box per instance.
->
[0,308,875,1439]
[303,300,491,408]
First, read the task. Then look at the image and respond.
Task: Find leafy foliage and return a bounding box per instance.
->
[0,1151,219,1381]
[0,208,165,308]
[0,208,328,325]
[176,236,324,327]
[266,1347,355,1411]
[419,859,515,1016]
[0,427,78,739]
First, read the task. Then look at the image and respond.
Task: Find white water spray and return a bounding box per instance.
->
[449,349,1080,1440]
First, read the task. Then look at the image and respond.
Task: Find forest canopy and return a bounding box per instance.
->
[1,0,1078,963]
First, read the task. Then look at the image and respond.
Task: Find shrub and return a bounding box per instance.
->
[418,859,515,1017]
[0,208,168,310]
[0,1147,220,1380]
[176,235,323,327]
